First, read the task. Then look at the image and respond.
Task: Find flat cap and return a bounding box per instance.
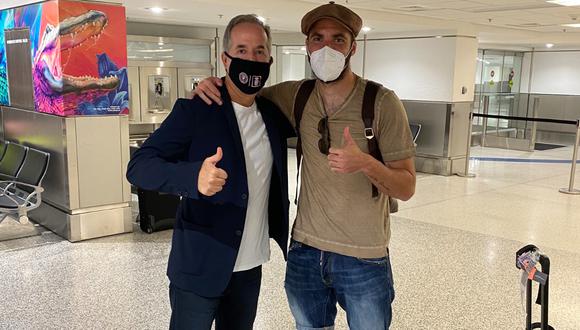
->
[301,1,362,37]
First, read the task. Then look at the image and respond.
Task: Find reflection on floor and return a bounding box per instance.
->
[0,219,46,242]
[0,146,579,329]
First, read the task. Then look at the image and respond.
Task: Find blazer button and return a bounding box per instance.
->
[235,230,242,236]
[241,194,247,200]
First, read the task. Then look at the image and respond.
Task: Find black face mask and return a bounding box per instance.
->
[225,52,272,95]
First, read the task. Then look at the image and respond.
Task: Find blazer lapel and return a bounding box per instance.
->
[220,86,248,177]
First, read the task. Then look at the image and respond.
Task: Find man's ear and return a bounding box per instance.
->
[350,40,357,56]
[221,52,229,73]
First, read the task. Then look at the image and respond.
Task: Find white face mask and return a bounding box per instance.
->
[308,46,351,82]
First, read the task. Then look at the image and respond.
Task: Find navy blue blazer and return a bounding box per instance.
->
[127,85,294,297]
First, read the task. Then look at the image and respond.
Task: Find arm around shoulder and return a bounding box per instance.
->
[259,80,304,124]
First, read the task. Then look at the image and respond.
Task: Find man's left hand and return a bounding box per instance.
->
[328,127,370,174]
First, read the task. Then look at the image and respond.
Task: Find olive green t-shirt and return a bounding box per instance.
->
[261,75,415,258]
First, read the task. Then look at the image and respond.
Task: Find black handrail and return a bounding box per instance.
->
[473,113,578,126]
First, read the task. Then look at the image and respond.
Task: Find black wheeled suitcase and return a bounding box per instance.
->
[137,188,180,234]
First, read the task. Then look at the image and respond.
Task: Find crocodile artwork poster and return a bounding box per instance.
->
[0,0,128,116]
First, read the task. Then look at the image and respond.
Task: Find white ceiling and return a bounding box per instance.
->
[117,0,580,48]
[0,0,42,9]
[4,0,580,48]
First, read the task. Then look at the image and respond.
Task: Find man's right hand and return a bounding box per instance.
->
[192,77,224,106]
[198,147,228,196]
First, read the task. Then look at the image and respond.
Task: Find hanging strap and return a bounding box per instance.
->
[362,81,383,198]
[293,79,316,204]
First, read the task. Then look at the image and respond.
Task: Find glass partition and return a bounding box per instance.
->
[473,49,529,147]
[127,38,211,62]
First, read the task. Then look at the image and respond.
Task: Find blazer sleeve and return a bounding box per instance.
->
[279,110,297,139]
[126,98,203,200]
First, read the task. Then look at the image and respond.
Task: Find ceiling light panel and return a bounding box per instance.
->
[547,0,580,6]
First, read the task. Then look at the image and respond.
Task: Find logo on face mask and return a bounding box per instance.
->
[251,76,262,87]
[237,72,263,88]
[239,72,249,84]
[225,52,272,95]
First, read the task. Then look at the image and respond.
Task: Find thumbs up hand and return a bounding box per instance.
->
[198,147,229,196]
[341,125,357,147]
[328,127,369,174]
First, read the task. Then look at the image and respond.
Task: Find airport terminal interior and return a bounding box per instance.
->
[1,0,580,329]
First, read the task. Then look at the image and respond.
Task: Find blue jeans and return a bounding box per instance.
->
[284,240,395,330]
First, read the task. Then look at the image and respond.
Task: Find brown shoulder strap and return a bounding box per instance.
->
[293,79,316,204]
[362,81,383,198]
[294,80,316,138]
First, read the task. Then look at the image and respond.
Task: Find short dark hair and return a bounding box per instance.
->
[223,14,272,53]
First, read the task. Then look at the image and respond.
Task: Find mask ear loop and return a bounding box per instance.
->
[344,41,355,59]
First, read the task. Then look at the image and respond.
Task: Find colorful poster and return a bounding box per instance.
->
[0,0,127,116]
[30,1,62,115]
[0,1,61,112]
[0,8,15,106]
[0,2,59,108]
[59,1,128,116]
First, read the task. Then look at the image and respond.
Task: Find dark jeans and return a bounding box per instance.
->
[169,266,262,330]
[285,240,395,330]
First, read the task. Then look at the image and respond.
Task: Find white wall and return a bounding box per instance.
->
[363,37,477,102]
[271,34,479,103]
[272,32,304,45]
[280,53,306,81]
[452,37,478,102]
[518,51,580,96]
[528,51,580,96]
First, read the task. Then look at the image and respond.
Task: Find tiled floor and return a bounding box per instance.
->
[1,146,579,329]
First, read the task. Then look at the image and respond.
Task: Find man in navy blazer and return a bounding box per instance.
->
[127,14,294,330]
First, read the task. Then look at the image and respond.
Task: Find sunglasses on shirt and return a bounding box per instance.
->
[318,116,330,155]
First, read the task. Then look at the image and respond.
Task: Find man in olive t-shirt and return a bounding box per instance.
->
[193,3,416,329]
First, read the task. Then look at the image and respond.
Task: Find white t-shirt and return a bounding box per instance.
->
[232,101,273,272]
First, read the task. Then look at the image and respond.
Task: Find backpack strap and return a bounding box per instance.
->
[362,81,383,198]
[293,79,316,204]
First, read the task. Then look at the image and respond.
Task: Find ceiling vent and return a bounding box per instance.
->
[398,5,429,11]
[470,4,552,12]
[509,23,542,27]
[506,23,555,28]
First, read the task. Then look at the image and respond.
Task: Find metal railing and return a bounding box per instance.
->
[458,112,580,195]
[477,95,540,148]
